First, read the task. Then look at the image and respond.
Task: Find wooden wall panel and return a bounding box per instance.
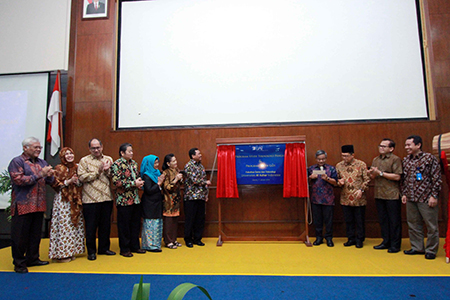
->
[66,0,450,239]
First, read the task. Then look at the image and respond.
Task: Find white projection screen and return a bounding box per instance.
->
[0,73,49,209]
[117,0,428,129]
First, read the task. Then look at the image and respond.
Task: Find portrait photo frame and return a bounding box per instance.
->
[82,0,108,19]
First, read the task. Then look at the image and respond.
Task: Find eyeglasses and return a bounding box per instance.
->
[90,147,101,150]
[378,145,389,148]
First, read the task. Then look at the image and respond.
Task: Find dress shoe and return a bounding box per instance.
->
[373,243,389,250]
[99,250,116,256]
[194,241,205,246]
[131,249,146,254]
[313,237,323,246]
[14,266,28,273]
[388,248,400,253]
[147,249,162,253]
[27,260,49,267]
[356,241,363,248]
[87,254,97,260]
[120,251,133,257]
[326,239,334,247]
[343,240,356,247]
[425,253,436,260]
[186,242,194,248]
[404,249,425,255]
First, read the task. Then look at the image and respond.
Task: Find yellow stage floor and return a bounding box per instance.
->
[1,238,449,276]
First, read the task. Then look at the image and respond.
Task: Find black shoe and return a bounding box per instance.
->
[343,240,356,247]
[186,242,193,248]
[194,241,205,246]
[425,253,436,260]
[99,250,116,256]
[120,251,133,257]
[326,239,334,247]
[388,248,400,253]
[87,254,97,260]
[14,266,28,273]
[356,241,363,248]
[373,243,389,250]
[404,249,425,255]
[147,249,162,253]
[313,237,323,246]
[27,260,49,267]
[131,249,146,254]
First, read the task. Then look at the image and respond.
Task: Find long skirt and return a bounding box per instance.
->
[49,193,85,259]
[141,218,163,250]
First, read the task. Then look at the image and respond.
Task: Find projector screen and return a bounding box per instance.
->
[0,73,49,209]
[117,0,428,128]
[0,0,71,74]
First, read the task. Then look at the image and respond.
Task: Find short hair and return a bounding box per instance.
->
[88,138,102,148]
[188,148,199,159]
[382,138,395,148]
[406,135,422,149]
[119,143,132,157]
[162,153,175,171]
[315,150,327,158]
[22,137,40,147]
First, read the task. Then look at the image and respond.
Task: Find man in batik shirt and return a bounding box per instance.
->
[78,138,116,260]
[401,135,441,260]
[183,148,211,248]
[336,145,370,248]
[111,143,145,257]
[368,138,403,253]
[8,137,54,273]
[308,150,337,247]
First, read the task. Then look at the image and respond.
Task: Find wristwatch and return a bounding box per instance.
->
[379,171,384,177]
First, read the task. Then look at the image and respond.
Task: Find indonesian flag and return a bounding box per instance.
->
[47,71,63,156]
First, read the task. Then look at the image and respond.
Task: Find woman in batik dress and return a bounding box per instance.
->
[49,147,85,262]
[140,155,165,252]
[161,154,183,249]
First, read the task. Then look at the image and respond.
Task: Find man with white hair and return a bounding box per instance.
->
[8,137,55,273]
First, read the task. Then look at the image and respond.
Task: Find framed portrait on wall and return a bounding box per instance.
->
[83,0,108,19]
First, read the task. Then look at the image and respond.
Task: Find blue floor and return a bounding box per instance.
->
[1,272,450,299]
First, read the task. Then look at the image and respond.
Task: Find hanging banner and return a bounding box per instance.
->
[235,144,285,184]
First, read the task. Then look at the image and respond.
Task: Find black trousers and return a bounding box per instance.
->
[83,201,113,255]
[342,205,366,242]
[312,203,334,239]
[184,200,205,244]
[116,204,142,253]
[11,211,44,268]
[375,198,402,249]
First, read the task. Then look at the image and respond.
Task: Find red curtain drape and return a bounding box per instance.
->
[216,145,239,198]
[441,151,450,260]
[283,143,308,198]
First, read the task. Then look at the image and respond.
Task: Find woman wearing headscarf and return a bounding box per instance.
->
[161,154,183,249]
[140,155,165,252]
[49,147,85,262]
[111,143,146,257]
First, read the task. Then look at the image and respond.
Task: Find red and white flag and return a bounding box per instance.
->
[47,71,63,156]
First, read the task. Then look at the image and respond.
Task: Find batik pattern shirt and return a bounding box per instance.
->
[111,157,140,206]
[371,153,402,200]
[401,152,441,203]
[8,153,55,216]
[162,168,182,216]
[184,159,208,201]
[307,164,337,205]
[336,158,370,206]
[77,154,113,204]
